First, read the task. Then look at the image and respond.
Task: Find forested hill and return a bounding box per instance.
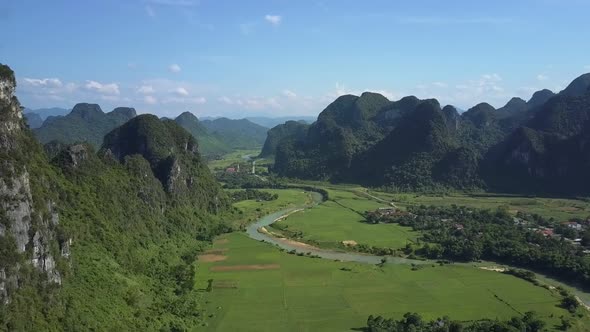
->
[33,103,137,148]
[101,114,228,210]
[201,117,268,149]
[272,73,590,194]
[0,63,231,330]
[245,116,316,128]
[174,111,231,157]
[259,120,309,157]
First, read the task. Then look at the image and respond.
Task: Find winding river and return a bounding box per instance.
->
[244,190,590,305]
[245,191,430,265]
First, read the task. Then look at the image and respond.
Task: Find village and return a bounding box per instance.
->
[366,205,590,254]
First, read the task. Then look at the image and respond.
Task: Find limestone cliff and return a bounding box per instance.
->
[0,64,68,304]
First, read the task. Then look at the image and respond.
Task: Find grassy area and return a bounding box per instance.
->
[227,189,312,229]
[270,187,418,251]
[369,191,590,221]
[209,149,268,173]
[288,180,590,221]
[208,149,268,172]
[195,232,586,331]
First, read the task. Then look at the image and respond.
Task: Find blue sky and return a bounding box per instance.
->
[1,0,589,118]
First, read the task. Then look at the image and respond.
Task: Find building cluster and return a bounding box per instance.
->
[530,219,589,250]
[225,161,257,174]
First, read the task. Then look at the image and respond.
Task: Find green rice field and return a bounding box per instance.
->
[195,232,585,331]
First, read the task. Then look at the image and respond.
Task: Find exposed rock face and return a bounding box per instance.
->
[57,143,91,169]
[0,64,67,304]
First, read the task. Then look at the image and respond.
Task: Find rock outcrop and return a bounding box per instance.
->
[0,64,68,304]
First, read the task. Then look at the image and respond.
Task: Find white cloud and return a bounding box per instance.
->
[145,5,156,17]
[282,89,297,98]
[174,87,189,96]
[169,64,181,73]
[432,82,448,88]
[144,95,158,105]
[192,96,206,104]
[245,97,281,110]
[137,85,155,94]
[324,83,398,101]
[536,74,549,81]
[265,15,282,26]
[162,96,206,105]
[584,65,590,70]
[23,78,63,88]
[218,96,234,104]
[84,80,120,95]
[481,73,502,81]
[64,82,78,93]
[101,95,120,102]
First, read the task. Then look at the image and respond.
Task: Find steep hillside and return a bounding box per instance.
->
[201,117,267,149]
[102,114,228,209]
[350,99,458,189]
[274,92,395,180]
[0,63,67,319]
[259,120,309,157]
[560,73,590,97]
[273,73,590,193]
[1,64,231,330]
[34,104,136,148]
[174,112,231,157]
[484,87,590,194]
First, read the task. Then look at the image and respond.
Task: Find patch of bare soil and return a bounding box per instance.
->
[278,238,319,250]
[204,248,228,255]
[198,254,228,262]
[479,266,507,272]
[213,238,229,245]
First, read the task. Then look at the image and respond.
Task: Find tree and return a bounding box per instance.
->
[561,295,579,313]
[560,316,573,330]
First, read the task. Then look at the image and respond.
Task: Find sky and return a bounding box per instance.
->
[1,0,590,118]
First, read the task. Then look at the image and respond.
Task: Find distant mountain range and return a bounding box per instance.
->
[24,107,69,119]
[33,103,137,148]
[201,117,268,149]
[270,73,590,194]
[174,112,231,156]
[245,116,316,128]
[28,105,269,155]
[24,112,43,128]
